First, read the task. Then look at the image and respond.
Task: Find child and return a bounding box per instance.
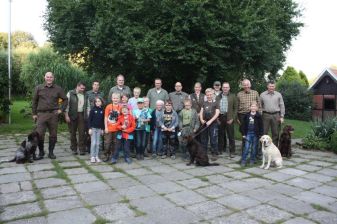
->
[128,87,141,110]
[159,100,179,159]
[103,93,122,162]
[150,100,164,158]
[133,98,152,160]
[143,97,153,155]
[120,93,132,111]
[111,107,136,164]
[241,102,263,166]
[88,97,105,163]
[199,88,220,157]
[178,99,200,160]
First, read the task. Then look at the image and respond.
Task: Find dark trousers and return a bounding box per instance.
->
[238,113,246,155]
[112,138,131,160]
[104,132,117,159]
[263,113,281,145]
[201,122,218,154]
[68,112,86,153]
[218,114,235,153]
[135,130,147,155]
[162,131,176,155]
[36,111,59,145]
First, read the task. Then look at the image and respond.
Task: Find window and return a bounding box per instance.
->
[324,98,336,110]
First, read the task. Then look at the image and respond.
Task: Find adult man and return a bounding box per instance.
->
[213,81,222,97]
[85,80,105,152]
[107,74,131,103]
[146,78,169,109]
[237,79,261,153]
[32,72,68,160]
[189,82,205,114]
[65,82,87,155]
[216,82,237,158]
[260,81,285,144]
[169,82,189,114]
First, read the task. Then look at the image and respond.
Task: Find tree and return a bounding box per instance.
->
[45,0,303,92]
[277,66,307,88]
[0,31,38,50]
[20,47,90,96]
[299,70,309,87]
[277,81,312,121]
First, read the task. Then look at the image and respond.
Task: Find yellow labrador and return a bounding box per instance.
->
[259,135,283,169]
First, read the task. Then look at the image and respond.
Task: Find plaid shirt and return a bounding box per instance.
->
[237,90,261,114]
[219,94,228,114]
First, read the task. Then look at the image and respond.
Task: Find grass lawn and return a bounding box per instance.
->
[0,100,67,135]
[1,100,312,139]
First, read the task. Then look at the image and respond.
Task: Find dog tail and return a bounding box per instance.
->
[208,163,219,166]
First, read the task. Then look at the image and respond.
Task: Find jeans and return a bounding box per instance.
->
[90,128,101,157]
[152,128,163,155]
[242,132,258,163]
[201,122,219,153]
[162,131,176,155]
[112,138,131,161]
[135,130,147,155]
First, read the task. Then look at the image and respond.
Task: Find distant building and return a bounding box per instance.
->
[308,67,337,121]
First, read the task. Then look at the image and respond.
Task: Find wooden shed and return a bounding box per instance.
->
[308,67,337,121]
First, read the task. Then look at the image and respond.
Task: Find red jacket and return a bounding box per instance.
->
[116,115,136,140]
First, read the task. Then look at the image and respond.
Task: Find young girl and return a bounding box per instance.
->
[133,98,152,160]
[120,93,133,111]
[241,102,263,166]
[88,97,105,163]
[111,107,136,164]
[159,100,179,159]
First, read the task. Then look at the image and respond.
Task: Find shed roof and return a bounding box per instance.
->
[308,67,337,91]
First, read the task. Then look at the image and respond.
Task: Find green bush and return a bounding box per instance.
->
[303,117,337,152]
[277,80,312,121]
[330,131,337,153]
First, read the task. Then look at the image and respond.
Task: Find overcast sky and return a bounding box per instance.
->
[0,0,336,79]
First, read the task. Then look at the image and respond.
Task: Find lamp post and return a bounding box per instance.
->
[7,0,12,124]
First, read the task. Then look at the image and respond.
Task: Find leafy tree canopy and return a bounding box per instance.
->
[0,31,38,49]
[45,0,302,92]
[277,66,308,87]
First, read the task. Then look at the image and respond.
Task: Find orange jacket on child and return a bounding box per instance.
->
[116,114,136,140]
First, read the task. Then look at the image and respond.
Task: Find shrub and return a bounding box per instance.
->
[330,131,337,153]
[277,80,312,121]
[303,133,330,150]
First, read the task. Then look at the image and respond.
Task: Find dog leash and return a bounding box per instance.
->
[192,123,210,138]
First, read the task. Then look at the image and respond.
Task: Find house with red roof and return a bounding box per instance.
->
[308,67,337,121]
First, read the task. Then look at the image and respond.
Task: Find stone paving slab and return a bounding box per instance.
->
[1,133,337,223]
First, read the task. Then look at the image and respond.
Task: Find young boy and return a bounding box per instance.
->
[128,87,141,110]
[111,107,136,164]
[151,100,164,158]
[120,93,132,111]
[159,100,179,159]
[241,102,263,166]
[133,98,152,160]
[178,99,200,160]
[143,97,153,155]
[199,88,220,157]
[104,93,121,162]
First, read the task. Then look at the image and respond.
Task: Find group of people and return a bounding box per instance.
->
[32,72,285,166]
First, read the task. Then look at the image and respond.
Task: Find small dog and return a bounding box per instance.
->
[279,125,294,158]
[7,131,40,164]
[185,135,219,166]
[259,135,283,170]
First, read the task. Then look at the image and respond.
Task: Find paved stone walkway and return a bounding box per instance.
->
[0,133,337,224]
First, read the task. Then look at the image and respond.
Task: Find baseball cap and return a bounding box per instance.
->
[137,98,144,103]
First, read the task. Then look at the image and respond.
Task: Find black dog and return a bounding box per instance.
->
[7,131,40,164]
[279,125,294,158]
[185,135,219,166]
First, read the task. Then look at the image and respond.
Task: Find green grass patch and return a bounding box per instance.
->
[195,176,209,182]
[93,218,110,224]
[75,158,107,183]
[128,205,146,217]
[51,160,71,183]
[311,203,331,212]
[119,196,130,204]
[0,100,67,134]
